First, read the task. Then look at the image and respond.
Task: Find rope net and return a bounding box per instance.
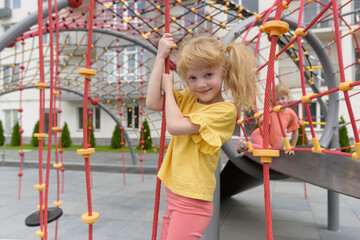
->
[1,0,360,239]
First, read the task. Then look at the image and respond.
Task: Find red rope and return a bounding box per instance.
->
[18,40,25,200]
[152,1,170,239]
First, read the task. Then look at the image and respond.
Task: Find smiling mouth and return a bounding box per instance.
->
[197,89,211,94]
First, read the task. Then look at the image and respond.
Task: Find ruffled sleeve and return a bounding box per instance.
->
[187,103,236,155]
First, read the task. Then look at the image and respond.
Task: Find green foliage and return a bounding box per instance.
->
[296,125,308,145]
[0,120,4,146]
[88,121,96,148]
[111,125,125,149]
[339,116,351,153]
[31,121,40,147]
[61,122,72,148]
[10,122,21,146]
[138,119,153,150]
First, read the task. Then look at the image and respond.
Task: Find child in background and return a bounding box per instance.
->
[146,33,258,240]
[237,84,300,155]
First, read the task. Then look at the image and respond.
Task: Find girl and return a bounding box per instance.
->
[237,84,300,155]
[146,33,258,239]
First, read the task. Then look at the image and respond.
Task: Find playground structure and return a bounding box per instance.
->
[0,0,360,239]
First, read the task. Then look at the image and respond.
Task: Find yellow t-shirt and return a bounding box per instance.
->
[158,88,237,201]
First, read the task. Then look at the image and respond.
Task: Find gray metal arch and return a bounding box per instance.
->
[222,15,339,163]
[0,85,137,165]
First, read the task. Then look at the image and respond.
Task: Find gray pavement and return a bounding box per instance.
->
[1,149,360,239]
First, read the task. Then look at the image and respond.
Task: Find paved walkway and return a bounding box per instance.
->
[1,149,360,239]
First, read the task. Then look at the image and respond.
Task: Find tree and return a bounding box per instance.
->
[31,121,40,147]
[61,122,72,148]
[111,125,124,149]
[0,120,4,146]
[138,119,152,150]
[10,122,21,146]
[339,116,351,153]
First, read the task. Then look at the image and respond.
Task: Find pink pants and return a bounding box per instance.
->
[160,188,213,240]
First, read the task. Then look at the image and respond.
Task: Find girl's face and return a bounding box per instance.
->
[186,66,224,105]
[276,94,289,106]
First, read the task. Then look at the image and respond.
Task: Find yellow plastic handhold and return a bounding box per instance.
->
[53,200,63,207]
[247,141,253,153]
[209,1,213,7]
[238,6,244,12]
[77,148,95,158]
[353,142,360,160]
[308,77,314,85]
[282,1,289,9]
[339,81,354,92]
[238,13,243,19]
[34,133,47,140]
[308,0,313,3]
[35,229,48,238]
[191,7,196,13]
[53,163,63,169]
[37,204,45,210]
[283,137,292,152]
[259,25,264,32]
[173,43,177,49]
[81,212,100,225]
[224,8,228,14]
[177,0,181,4]
[153,27,158,33]
[156,5,161,11]
[287,44,294,50]
[253,149,279,163]
[53,90,59,95]
[188,29,193,34]
[52,126,60,132]
[123,16,132,24]
[301,95,313,103]
[263,20,289,37]
[237,119,245,125]
[103,3,113,9]
[311,137,324,153]
[34,82,48,89]
[171,17,177,23]
[141,32,151,40]
[254,112,262,119]
[255,14,262,22]
[273,105,283,112]
[349,28,355,34]
[221,23,226,29]
[34,183,46,191]
[295,28,307,37]
[79,69,96,79]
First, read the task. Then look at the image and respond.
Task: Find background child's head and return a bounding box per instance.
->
[177,36,258,111]
[270,83,290,106]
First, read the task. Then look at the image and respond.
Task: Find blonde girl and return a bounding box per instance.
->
[147,33,257,239]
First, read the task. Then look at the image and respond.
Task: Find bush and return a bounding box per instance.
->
[339,116,351,153]
[138,119,152,150]
[31,121,40,147]
[111,125,124,149]
[10,122,20,146]
[296,124,308,145]
[0,120,4,146]
[88,121,96,147]
[61,122,72,148]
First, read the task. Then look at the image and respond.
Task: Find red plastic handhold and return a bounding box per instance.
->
[139,157,144,162]
[19,85,24,91]
[19,129,24,134]
[121,142,125,146]
[58,109,62,113]
[18,172,23,177]
[61,167,65,172]
[18,108,23,112]
[91,98,99,105]
[19,151,24,156]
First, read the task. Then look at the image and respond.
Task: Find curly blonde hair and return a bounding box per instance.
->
[176,36,258,111]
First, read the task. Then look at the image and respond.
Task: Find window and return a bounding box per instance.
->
[294,100,326,131]
[44,109,58,133]
[127,106,139,129]
[8,0,21,9]
[78,107,100,130]
[355,48,360,81]
[3,110,18,135]
[3,64,20,87]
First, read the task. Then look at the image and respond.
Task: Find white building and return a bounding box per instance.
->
[0,0,359,149]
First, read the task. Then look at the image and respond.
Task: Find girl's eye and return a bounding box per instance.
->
[189,76,196,81]
[205,73,213,77]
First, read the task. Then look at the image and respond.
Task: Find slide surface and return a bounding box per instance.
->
[220,147,360,199]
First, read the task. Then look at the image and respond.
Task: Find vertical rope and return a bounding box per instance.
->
[18,40,25,200]
[152,1,170,239]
